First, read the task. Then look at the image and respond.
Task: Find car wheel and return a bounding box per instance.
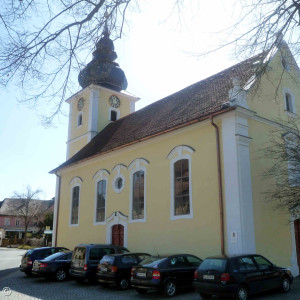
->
[235,285,248,300]
[119,278,129,290]
[163,280,176,297]
[136,288,147,294]
[280,277,290,293]
[199,293,212,299]
[55,269,67,281]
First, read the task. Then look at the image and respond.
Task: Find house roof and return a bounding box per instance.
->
[51,51,266,173]
[0,198,54,216]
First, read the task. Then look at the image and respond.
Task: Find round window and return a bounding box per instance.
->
[115,177,123,189]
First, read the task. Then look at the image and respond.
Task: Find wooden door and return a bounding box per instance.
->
[294,219,300,273]
[111,224,124,246]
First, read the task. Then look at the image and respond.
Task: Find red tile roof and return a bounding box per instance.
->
[51,52,264,173]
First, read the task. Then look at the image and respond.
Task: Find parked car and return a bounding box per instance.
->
[131,254,202,297]
[70,244,129,283]
[96,252,151,290]
[20,246,69,276]
[193,254,293,300]
[31,251,73,281]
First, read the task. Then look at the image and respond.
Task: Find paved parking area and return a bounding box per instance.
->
[0,269,299,300]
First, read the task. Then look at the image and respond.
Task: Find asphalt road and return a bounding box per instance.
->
[0,248,299,300]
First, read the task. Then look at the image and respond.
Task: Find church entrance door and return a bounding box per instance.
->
[111,224,124,246]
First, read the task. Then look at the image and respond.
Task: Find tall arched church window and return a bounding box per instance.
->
[69,176,82,226]
[174,159,190,216]
[128,158,149,222]
[71,186,80,225]
[96,180,106,222]
[167,145,194,220]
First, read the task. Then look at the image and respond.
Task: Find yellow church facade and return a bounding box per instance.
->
[51,32,300,276]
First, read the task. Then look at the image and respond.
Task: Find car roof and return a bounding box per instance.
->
[30,246,66,251]
[74,244,126,248]
[103,252,150,257]
[206,254,259,260]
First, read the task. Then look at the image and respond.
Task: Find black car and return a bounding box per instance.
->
[70,244,129,283]
[20,246,69,276]
[31,251,73,281]
[96,252,151,290]
[131,254,202,297]
[193,254,293,300]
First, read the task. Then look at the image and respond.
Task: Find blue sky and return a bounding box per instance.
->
[0,0,243,200]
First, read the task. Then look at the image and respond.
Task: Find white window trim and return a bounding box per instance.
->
[128,158,149,223]
[168,146,194,221]
[108,107,120,121]
[69,176,82,227]
[283,88,297,116]
[93,169,109,225]
[77,112,83,127]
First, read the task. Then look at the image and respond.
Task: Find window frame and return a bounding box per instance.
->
[69,177,82,227]
[93,169,109,225]
[129,158,149,223]
[169,147,194,220]
[77,112,83,127]
[283,88,296,116]
[108,107,120,121]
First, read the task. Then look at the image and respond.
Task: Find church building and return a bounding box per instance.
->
[51,28,300,276]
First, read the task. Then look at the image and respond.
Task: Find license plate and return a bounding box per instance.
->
[101,267,107,272]
[203,275,214,280]
[136,272,146,278]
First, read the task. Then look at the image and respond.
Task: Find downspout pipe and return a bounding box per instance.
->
[210,116,225,256]
[54,173,61,247]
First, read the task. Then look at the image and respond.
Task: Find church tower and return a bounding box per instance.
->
[66,27,139,159]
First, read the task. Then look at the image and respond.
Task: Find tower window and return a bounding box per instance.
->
[110,110,117,121]
[285,93,293,112]
[77,113,83,126]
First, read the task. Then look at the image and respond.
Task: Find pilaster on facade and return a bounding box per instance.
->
[222,110,256,255]
[87,88,99,142]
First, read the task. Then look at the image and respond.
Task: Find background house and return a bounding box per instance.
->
[0,198,54,245]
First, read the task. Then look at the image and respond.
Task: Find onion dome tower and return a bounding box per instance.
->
[78,26,128,91]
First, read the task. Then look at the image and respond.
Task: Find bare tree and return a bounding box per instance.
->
[0,0,137,124]
[10,186,42,244]
[1,1,300,123]
[263,117,300,212]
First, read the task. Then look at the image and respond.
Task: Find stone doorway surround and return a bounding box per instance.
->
[106,211,128,248]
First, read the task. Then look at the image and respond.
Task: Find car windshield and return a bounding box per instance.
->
[100,255,115,265]
[198,258,227,272]
[44,252,65,261]
[72,247,86,261]
[139,257,167,268]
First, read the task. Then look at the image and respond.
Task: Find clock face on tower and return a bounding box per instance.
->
[77,98,84,111]
[109,95,121,108]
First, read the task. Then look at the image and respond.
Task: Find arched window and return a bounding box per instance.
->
[69,176,82,226]
[71,186,80,225]
[286,93,293,112]
[283,88,296,115]
[132,170,145,220]
[110,110,117,121]
[167,145,194,220]
[174,159,190,216]
[96,180,106,223]
[129,158,149,222]
[77,113,83,126]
